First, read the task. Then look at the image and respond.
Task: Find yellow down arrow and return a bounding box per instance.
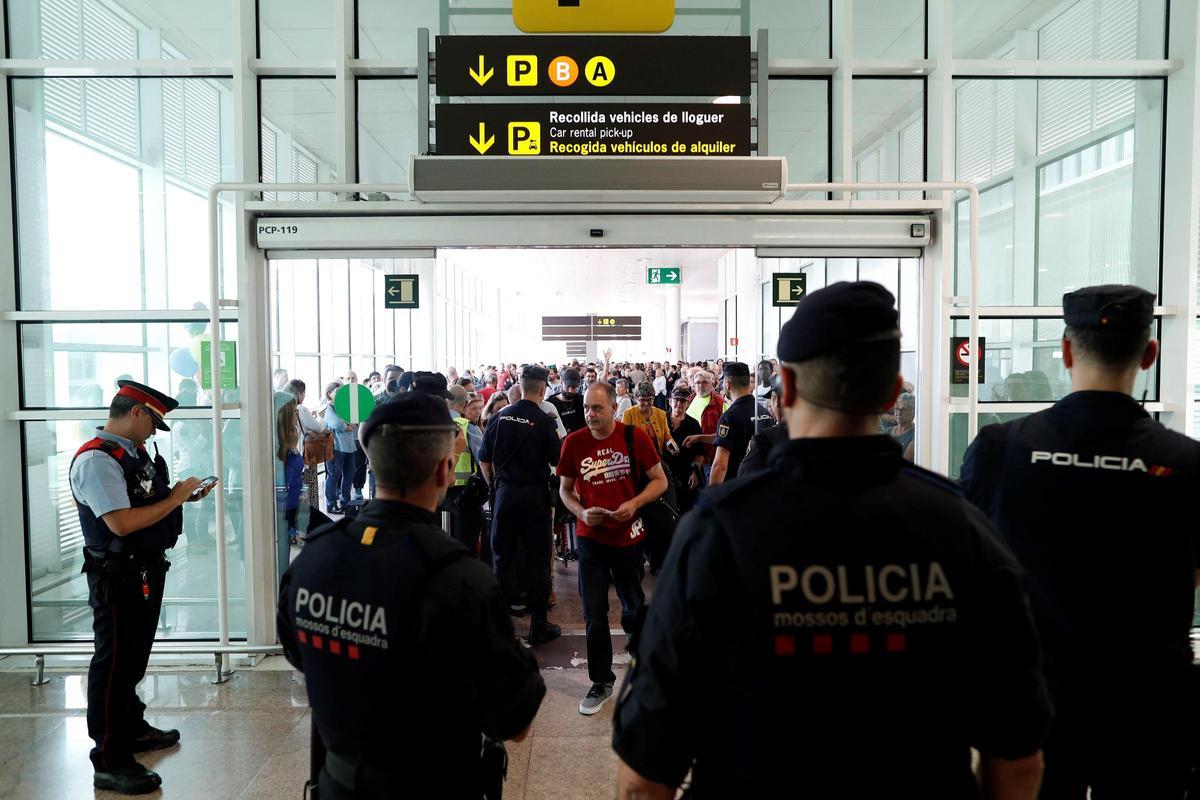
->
[469,122,495,154]
[469,55,494,86]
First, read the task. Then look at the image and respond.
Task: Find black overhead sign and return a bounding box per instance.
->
[383,274,419,309]
[435,36,751,97]
[437,103,750,157]
[771,273,808,307]
[543,315,642,341]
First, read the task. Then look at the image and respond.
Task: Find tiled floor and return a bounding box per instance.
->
[0,662,625,799]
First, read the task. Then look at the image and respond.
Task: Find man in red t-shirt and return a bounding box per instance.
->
[558,382,668,716]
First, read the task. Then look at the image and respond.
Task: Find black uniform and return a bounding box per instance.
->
[613,282,1052,798]
[480,398,561,619]
[614,438,1052,797]
[277,501,545,799]
[959,286,1198,798]
[69,381,182,786]
[712,394,774,480]
[739,420,789,475]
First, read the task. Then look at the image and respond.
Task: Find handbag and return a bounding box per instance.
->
[455,447,490,513]
[303,430,333,467]
[624,425,680,542]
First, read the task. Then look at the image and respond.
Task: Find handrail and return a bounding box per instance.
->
[0,643,283,686]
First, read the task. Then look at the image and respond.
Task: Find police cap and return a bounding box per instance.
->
[777,281,900,363]
[561,367,582,387]
[521,365,550,383]
[722,361,750,379]
[115,380,178,431]
[411,371,454,399]
[359,391,457,449]
[397,371,416,391]
[1062,284,1154,329]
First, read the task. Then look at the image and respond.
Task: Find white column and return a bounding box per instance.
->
[830,0,853,198]
[413,258,438,370]
[666,285,682,361]
[1159,1,1200,434]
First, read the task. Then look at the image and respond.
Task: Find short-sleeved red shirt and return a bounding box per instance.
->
[557,422,661,547]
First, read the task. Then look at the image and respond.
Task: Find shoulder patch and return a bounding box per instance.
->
[901,462,964,497]
[718,423,730,438]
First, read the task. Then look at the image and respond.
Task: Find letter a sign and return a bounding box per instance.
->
[513,0,675,33]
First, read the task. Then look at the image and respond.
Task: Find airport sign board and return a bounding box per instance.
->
[383,274,419,309]
[435,36,750,97]
[647,267,681,285]
[436,103,750,157]
[512,0,675,33]
[543,315,642,341]
[771,273,808,307]
[951,337,986,385]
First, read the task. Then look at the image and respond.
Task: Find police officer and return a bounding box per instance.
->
[277,393,545,800]
[960,285,1197,799]
[70,380,215,794]
[707,361,773,485]
[740,379,789,475]
[479,364,562,645]
[546,367,586,434]
[613,282,1051,799]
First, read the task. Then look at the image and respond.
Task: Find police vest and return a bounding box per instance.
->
[70,438,182,553]
[452,416,473,487]
[282,509,472,762]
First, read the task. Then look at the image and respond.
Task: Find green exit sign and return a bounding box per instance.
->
[384,274,419,309]
[647,267,681,285]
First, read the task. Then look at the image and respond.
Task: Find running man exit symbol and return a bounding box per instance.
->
[772,273,807,307]
[384,275,419,309]
[647,267,681,285]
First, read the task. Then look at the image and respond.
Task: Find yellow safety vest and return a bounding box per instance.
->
[452,416,473,486]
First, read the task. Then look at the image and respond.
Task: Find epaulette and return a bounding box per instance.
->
[901,462,964,497]
[697,468,776,509]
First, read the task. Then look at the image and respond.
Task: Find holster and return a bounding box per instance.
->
[80,547,170,604]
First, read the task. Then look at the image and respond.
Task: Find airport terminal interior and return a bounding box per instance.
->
[1,0,1199,797]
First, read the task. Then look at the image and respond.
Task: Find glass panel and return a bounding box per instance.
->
[259,79,339,200]
[13,78,236,310]
[768,79,829,187]
[854,0,924,58]
[852,79,924,199]
[20,322,238,409]
[8,0,233,59]
[951,79,1163,306]
[954,0,1166,59]
[949,317,1160,402]
[358,79,420,198]
[350,260,376,356]
[259,0,334,59]
[948,412,1028,479]
[24,419,246,641]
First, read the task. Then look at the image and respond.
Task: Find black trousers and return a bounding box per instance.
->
[445,489,489,564]
[577,536,645,686]
[352,442,367,491]
[491,483,551,620]
[86,562,167,770]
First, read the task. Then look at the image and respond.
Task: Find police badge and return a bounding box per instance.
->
[718,424,730,438]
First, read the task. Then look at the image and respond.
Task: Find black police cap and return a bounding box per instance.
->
[359,391,457,449]
[722,361,750,378]
[411,371,454,399]
[1062,284,1154,329]
[777,281,900,363]
[115,380,178,431]
[521,365,550,382]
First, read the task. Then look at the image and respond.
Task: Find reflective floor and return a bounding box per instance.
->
[0,662,624,799]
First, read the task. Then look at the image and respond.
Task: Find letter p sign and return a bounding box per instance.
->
[507,55,538,87]
[508,122,541,155]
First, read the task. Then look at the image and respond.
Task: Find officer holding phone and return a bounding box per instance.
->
[70,380,216,795]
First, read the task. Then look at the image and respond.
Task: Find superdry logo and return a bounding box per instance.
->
[1030,451,1170,475]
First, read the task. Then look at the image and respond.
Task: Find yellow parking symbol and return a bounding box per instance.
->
[513,0,674,33]
[507,55,538,87]
[508,122,541,155]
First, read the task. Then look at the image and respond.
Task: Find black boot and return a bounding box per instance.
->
[131,724,181,753]
[527,619,561,646]
[93,763,161,794]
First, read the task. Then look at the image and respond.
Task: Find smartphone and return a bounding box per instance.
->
[192,475,219,496]
[665,439,680,455]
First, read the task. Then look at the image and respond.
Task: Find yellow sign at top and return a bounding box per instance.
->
[513,0,675,33]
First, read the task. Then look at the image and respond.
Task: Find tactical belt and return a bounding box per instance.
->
[323,749,405,795]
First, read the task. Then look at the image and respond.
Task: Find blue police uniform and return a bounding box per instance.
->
[613,283,1052,797]
[479,382,561,630]
[712,390,774,480]
[960,285,1198,798]
[68,381,184,788]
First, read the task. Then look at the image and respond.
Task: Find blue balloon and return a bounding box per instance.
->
[169,347,198,377]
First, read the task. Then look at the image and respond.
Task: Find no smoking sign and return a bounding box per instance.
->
[951,337,986,385]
